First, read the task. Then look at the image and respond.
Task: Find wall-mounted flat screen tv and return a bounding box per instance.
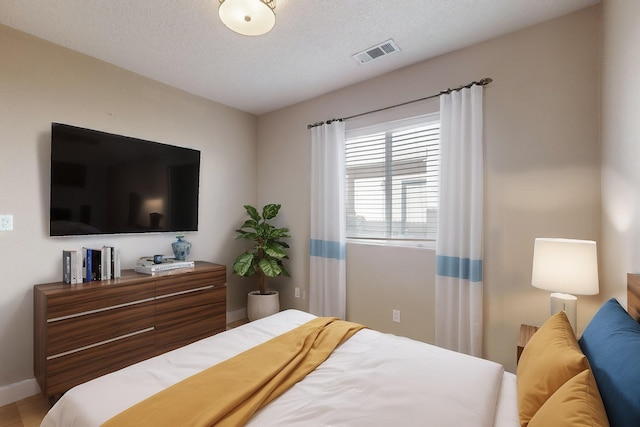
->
[50,123,200,237]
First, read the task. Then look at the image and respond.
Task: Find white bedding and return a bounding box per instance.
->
[41,309,519,427]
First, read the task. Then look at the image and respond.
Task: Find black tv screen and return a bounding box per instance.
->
[50,123,200,237]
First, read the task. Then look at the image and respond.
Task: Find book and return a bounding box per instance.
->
[70,249,82,284]
[62,250,72,284]
[134,258,195,275]
[82,247,102,281]
[101,246,112,280]
[112,247,121,278]
[91,249,101,281]
[136,266,195,277]
[82,247,91,283]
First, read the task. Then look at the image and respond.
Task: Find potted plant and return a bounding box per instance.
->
[233,203,290,320]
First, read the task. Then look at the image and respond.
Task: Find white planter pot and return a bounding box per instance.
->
[247,290,280,321]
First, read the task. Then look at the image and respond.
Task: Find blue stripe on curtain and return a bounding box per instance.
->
[436,255,483,282]
[310,239,346,260]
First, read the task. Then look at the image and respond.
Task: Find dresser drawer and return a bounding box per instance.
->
[155,286,226,353]
[46,282,155,320]
[45,328,156,397]
[155,267,225,297]
[46,301,155,357]
[155,304,226,354]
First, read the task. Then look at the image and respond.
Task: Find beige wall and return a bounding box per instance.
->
[0,1,617,404]
[601,1,640,304]
[0,25,258,401]
[258,6,602,373]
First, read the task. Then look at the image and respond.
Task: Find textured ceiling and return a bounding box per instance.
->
[0,0,599,115]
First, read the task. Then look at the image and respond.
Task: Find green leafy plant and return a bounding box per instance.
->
[233,204,291,295]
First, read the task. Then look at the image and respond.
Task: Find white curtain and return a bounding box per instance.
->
[435,85,484,357]
[309,121,346,318]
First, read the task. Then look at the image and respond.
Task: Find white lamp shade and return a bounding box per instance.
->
[219,0,275,36]
[531,238,599,295]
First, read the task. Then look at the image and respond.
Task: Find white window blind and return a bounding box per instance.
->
[346,114,439,241]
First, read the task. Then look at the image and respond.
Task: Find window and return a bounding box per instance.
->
[346,114,439,241]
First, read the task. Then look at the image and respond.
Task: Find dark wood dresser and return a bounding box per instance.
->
[34,261,226,400]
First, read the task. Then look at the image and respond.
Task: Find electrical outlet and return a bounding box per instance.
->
[294,287,301,298]
[0,215,13,231]
[392,309,400,323]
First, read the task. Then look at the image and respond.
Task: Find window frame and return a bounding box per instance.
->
[345,113,440,248]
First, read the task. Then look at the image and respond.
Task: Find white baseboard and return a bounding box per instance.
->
[0,378,41,407]
[227,308,247,324]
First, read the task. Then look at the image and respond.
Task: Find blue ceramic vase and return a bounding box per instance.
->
[171,236,191,261]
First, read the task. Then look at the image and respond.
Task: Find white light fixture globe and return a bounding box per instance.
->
[218,0,276,36]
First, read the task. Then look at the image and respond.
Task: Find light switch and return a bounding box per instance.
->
[0,215,13,231]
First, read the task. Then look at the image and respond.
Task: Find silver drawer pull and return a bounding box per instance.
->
[48,297,155,323]
[46,327,155,360]
[155,284,214,300]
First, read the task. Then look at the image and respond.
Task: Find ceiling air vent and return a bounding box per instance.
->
[352,39,400,64]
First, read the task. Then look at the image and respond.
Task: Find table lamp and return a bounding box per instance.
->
[531,238,599,333]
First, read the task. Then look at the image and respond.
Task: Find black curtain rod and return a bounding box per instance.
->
[307,77,493,129]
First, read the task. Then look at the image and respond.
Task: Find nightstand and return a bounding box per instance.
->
[517,324,539,364]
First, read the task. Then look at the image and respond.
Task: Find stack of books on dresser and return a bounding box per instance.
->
[62,246,121,284]
[134,257,195,275]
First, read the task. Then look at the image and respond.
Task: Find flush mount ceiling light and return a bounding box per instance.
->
[218,0,276,36]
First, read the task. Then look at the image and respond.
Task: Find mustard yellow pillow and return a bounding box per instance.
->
[517,311,590,426]
[529,369,609,427]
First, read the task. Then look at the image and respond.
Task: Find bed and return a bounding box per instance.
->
[40,277,640,427]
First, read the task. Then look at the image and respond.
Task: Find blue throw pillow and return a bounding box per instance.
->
[579,298,640,427]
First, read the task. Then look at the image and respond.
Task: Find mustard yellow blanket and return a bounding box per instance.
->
[101,317,366,427]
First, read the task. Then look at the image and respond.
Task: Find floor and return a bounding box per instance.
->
[0,394,50,427]
[0,319,249,426]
